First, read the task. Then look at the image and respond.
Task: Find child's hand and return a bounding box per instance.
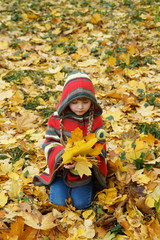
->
[63,161,76,169]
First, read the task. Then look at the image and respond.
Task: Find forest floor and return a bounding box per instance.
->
[0,0,160,239]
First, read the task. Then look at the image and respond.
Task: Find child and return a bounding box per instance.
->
[33,71,107,210]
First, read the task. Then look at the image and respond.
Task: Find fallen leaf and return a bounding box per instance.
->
[0,42,9,50]
[0,90,14,101]
[16,112,37,132]
[91,13,101,24]
[0,191,8,208]
[22,210,57,230]
[107,56,116,66]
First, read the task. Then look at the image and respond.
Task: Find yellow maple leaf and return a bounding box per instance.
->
[82,209,95,219]
[10,90,24,105]
[42,44,52,52]
[73,156,92,178]
[107,56,116,66]
[45,23,51,31]
[84,132,96,141]
[76,138,98,155]
[62,138,97,164]
[8,171,19,181]
[128,44,136,55]
[97,188,117,204]
[55,47,64,55]
[77,47,90,56]
[103,108,122,121]
[124,68,138,78]
[0,161,12,174]
[28,13,37,19]
[136,105,154,117]
[119,53,130,65]
[91,13,101,24]
[134,139,149,152]
[61,128,104,177]
[145,195,155,208]
[71,127,83,142]
[8,179,22,198]
[89,144,104,156]
[21,13,28,20]
[53,28,61,35]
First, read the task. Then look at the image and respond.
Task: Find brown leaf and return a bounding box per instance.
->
[22,210,57,230]
[21,226,37,240]
[95,214,116,227]
[136,197,153,214]
[16,112,37,132]
[1,217,24,240]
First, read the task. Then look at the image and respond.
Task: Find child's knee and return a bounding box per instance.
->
[72,193,93,210]
[49,194,67,206]
[49,177,69,206]
[73,199,91,210]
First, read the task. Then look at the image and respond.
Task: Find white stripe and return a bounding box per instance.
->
[45,134,60,140]
[53,111,58,116]
[44,142,62,159]
[65,72,90,85]
[43,167,50,174]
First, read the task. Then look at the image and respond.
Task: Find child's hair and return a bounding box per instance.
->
[60,104,94,146]
[87,104,94,135]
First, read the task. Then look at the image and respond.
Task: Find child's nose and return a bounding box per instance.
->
[78,103,83,108]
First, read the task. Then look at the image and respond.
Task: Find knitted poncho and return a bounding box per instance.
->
[33,71,107,188]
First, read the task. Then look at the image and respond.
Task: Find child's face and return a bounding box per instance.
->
[69,98,92,116]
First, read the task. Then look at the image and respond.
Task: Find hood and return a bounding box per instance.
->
[56,71,102,116]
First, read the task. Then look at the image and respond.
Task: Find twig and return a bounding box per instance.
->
[95,214,116,226]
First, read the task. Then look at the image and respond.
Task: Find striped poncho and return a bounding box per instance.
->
[33,71,107,188]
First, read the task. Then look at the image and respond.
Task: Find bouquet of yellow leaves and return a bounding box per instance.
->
[61,127,104,178]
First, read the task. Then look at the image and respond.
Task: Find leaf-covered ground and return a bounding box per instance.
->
[0,0,160,239]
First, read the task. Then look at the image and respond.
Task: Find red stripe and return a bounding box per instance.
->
[64,78,93,89]
[97,155,107,176]
[47,115,103,135]
[40,173,52,182]
[66,172,88,181]
[48,146,64,173]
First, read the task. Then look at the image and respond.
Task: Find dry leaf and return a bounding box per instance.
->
[0,1,159,239]
[91,13,101,24]
[22,210,57,230]
[0,191,8,208]
[61,128,103,177]
[16,112,37,132]
[73,156,92,178]
[107,56,116,66]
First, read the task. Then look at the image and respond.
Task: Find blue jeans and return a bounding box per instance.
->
[49,177,94,210]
